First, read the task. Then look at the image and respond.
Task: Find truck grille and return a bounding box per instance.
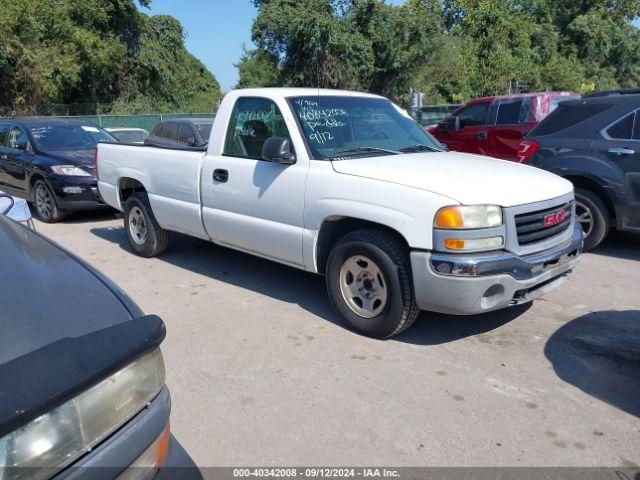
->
[515,202,573,246]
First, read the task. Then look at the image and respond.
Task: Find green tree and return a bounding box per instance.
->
[0,0,220,114]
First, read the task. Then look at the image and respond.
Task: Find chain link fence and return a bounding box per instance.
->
[0,104,216,131]
[1,102,455,130]
[412,105,459,126]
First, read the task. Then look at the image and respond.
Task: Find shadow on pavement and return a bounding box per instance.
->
[545,310,640,418]
[394,303,531,346]
[91,226,530,345]
[589,230,640,261]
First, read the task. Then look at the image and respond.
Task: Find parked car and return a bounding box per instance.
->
[106,127,149,144]
[518,89,640,250]
[428,92,580,161]
[97,88,582,339]
[0,117,117,223]
[0,212,197,478]
[145,119,213,148]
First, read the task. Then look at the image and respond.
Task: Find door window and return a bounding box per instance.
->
[496,98,531,125]
[0,124,8,147]
[152,124,163,137]
[178,124,197,145]
[223,98,291,159]
[455,102,490,128]
[606,113,634,140]
[163,123,179,142]
[7,126,29,150]
[633,112,640,140]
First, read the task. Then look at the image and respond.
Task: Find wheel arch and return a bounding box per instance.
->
[315,216,410,275]
[118,177,147,206]
[564,175,616,222]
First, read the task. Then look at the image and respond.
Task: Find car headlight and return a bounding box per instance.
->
[50,166,92,177]
[434,205,505,252]
[434,205,503,229]
[0,349,165,480]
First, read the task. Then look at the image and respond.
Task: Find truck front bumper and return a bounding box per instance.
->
[410,226,583,315]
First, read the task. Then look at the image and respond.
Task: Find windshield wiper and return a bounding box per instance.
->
[329,146,401,159]
[398,144,441,153]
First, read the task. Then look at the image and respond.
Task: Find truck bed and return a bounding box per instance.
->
[97,142,210,240]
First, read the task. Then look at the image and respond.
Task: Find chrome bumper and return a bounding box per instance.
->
[410,226,583,315]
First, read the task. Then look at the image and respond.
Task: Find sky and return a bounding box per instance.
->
[144,0,405,92]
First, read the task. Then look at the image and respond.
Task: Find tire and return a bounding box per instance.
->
[325,229,419,338]
[575,188,610,251]
[33,179,66,223]
[123,192,170,257]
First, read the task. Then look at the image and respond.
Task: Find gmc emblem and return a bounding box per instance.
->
[544,210,568,228]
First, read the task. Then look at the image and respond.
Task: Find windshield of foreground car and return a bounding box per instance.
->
[29,125,117,151]
[289,96,442,159]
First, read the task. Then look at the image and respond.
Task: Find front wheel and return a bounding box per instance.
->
[33,179,66,223]
[326,229,419,338]
[123,192,170,257]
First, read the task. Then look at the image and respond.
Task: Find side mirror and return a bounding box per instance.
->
[17,141,34,154]
[261,137,296,165]
[440,116,460,132]
[186,137,197,147]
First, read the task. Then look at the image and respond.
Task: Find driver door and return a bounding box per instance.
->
[4,125,31,194]
[201,97,308,267]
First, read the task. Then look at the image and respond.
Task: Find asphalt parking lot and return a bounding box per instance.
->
[35,212,640,468]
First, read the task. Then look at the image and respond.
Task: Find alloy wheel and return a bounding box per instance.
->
[575,201,594,239]
[35,184,53,220]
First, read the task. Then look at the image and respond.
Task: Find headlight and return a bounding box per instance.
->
[0,349,165,480]
[435,205,503,229]
[50,166,92,177]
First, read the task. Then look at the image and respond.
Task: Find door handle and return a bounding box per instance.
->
[213,169,229,183]
[477,132,487,140]
[608,147,635,156]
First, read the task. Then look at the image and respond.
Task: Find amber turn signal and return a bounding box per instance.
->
[435,207,464,228]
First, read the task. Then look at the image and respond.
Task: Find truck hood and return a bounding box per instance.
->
[331,152,573,207]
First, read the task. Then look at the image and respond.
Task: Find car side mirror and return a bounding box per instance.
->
[17,141,34,154]
[186,137,197,147]
[440,116,460,132]
[261,137,296,165]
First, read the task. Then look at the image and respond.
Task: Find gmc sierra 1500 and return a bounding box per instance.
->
[97,88,582,338]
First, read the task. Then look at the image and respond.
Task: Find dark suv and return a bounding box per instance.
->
[0,117,117,222]
[518,90,640,250]
[145,119,213,148]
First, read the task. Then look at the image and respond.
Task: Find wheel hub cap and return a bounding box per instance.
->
[339,255,388,318]
[129,207,148,245]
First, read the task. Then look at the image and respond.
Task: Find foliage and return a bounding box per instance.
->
[0,0,220,114]
[238,0,640,104]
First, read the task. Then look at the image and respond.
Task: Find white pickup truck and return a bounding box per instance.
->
[97,88,583,338]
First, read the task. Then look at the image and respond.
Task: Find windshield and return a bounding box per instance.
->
[29,125,117,151]
[289,96,441,159]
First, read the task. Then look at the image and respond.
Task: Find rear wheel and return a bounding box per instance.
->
[575,188,610,251]
[326,229,419,338]
[123,192,170,257]
[33,179,66,223]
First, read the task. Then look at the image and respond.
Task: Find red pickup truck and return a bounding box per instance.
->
[427,92,580,161]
